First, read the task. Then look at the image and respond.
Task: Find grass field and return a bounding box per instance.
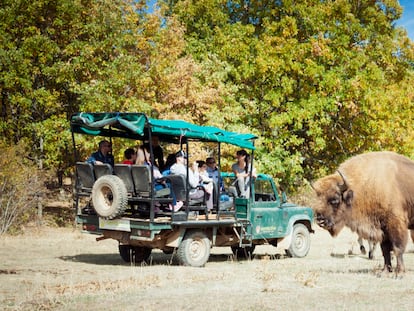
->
[1,225,414,310]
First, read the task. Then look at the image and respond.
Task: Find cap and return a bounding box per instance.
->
[175,150,187,158]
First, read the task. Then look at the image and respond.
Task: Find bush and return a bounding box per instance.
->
[0,141,44,235]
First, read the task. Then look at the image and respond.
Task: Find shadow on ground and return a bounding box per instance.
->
[59,251,286,266]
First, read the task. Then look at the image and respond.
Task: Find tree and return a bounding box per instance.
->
[0,0,233,175]
[167,0,414,188]
[1,0,414,192]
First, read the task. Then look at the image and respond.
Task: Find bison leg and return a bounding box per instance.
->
[390,227,408,274]
[368,241,376,260]
[358,237,366,255]
[380,232,407,274]
[395,252,405,274]
[380,239,393,272]
[392,242,407,274]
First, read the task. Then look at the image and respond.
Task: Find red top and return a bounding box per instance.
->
[122,160,134,165]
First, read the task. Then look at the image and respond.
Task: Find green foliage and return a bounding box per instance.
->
[1,0,414,193]
[168,0,414,189]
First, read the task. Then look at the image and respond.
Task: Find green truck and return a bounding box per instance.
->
[71,112,314,267]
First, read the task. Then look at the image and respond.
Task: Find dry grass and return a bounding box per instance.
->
[1,225,414,310]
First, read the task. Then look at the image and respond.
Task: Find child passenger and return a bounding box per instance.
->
[122,148,136,165]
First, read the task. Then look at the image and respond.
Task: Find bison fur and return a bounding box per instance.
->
[312,151,414,274]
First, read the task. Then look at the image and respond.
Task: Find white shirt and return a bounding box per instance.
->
[170,163,199,188]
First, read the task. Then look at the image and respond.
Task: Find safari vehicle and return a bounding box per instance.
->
[71,112,314,267]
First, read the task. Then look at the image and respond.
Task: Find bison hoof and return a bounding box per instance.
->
[375,266,393,278]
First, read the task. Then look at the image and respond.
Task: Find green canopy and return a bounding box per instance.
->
[70,112,257,150]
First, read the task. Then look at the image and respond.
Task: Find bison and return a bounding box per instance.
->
[312,151,414,274]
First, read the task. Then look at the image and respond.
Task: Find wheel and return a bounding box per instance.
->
[162,247,175,255]
[133,246,152,263]
[92,175,128,219]
[118,245,151,263]
[230,245,256,259]
[177,230,210,267]
[119,244,132,262]
[286,223,311,258]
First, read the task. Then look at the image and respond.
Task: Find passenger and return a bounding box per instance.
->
[122,148,136,165]
[197,160,213,195]
[151,136,165,171]
[136,145,167,192]
[136,145,163,179]
[86,140,114,167]
[231,149,256,198]
[162,153,176,176]
[135,145,169,214]
[206,157,224,191]
[170,151,213,211]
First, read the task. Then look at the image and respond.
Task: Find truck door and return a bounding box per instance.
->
[250,177,286,239]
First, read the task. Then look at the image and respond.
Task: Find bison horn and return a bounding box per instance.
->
[309,181,316,191]
[336,170,348,192]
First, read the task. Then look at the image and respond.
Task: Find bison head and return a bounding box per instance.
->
[312,170,354,237]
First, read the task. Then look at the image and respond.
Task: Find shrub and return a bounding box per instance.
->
[0,140,44,235]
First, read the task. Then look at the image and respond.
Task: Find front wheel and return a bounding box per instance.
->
[286,223,311,258]
[177,230,210,267]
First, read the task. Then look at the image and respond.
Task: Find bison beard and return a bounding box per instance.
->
[312,151,414,274]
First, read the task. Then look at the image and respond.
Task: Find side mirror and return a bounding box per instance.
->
[281,191,288,203]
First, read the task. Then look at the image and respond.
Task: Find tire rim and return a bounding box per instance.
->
[294,232,305,251]
[101,185,113,210]
[189,239,206,261]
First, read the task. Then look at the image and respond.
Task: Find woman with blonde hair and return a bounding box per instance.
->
[136,145,163,179]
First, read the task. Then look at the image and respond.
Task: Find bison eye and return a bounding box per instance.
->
[328,197,340,209]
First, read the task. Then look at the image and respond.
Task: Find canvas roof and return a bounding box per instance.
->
[70,112,257,150]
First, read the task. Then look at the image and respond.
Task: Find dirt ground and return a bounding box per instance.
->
[1,224,414,311]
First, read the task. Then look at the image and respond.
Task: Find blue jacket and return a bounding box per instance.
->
[87,151,114,167]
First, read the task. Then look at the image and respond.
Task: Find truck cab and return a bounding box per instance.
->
[222,172,313,257]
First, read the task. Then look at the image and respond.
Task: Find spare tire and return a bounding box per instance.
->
[92,174,128,219]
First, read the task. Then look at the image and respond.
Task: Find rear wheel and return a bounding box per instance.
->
[177,230,210,267]
[231,245,256,259]
[92,175,128,219]
[286,223,311,258]
[119,244,132,263]
[162,247,175,255]
[118,245,151,263]
[133,246,152,263]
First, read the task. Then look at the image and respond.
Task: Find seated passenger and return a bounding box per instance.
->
[86,140,114,166]
[197,160,213,195]
[206,157,223,191]
[162,153,176,176]
[170,151,213,211]
[122,148,136,165]
[136,145,166,191]
[150,136,165,171]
